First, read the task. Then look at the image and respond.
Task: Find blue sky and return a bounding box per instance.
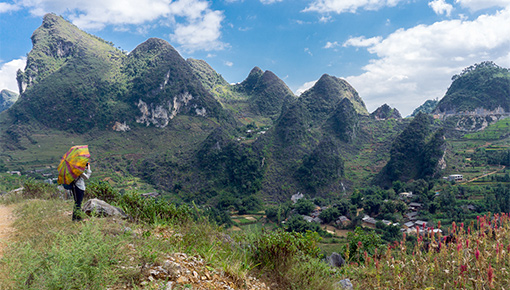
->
[1,0,509,116]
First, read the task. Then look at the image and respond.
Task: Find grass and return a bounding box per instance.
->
[0,181,343,290]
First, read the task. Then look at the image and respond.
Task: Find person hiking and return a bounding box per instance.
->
[71,162,91,221]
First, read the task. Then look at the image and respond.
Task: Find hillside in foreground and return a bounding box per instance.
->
[2,179,510,289]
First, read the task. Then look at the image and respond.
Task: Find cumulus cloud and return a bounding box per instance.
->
[303,0,404,14]
[324,41,341,49]
[455,0,510,11]
[0,58,26,93]
[344,7,510,115]
[11,0,226,52]
[429,0,453,16]
[0,2,20,13]
[224,61,234,66]
[343,36,382,47]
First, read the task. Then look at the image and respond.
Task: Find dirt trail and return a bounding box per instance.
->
[0,204,15,258]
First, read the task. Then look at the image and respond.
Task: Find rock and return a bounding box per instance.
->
[165,281,174,290]
[337,278,353,290]
[328,252,345,268]
[82,198,128,219]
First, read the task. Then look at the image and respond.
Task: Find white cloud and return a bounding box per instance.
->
[0,2,20,13]
[324,41,341,49]
[12,0,226,52]
[455,0,510,11]
[344,7,510,116]
[429,0,453,16]
[260,0,283,4]
[343,36,382,47]
[170,7,226,52]
[224,61,233,66]
[303,0,404,14]
[295,80,317,95]
[304,47,313,56]
[0,58,26,94]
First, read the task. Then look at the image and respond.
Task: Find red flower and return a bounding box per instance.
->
[476,249,480,260]
[488,264,494,286]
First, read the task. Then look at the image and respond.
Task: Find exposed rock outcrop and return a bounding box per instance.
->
[82,198,128,219]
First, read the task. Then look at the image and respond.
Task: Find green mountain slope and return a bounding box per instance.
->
[375,112,446,186]
[435,61,510,113]
[299,74,368,126]
[0,90,19,113]
[234,67,295,118]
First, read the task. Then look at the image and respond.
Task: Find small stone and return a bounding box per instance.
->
[165,281,174,290]
[176,276,188,284]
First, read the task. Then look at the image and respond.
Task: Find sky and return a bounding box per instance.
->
[1,0,510,116]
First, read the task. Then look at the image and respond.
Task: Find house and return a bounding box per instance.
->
[405,211,419,220]
[415,220,428,228]
[336,216,351,227]
[7,171,21,176]
[409,202,423,210]
[399,192,413,199]
[362,215,377,228]
[302,215,313,222]
[381,220,392,226]
[291,193,304,204]
[403,221,415,229]
[141,192,160,198]
[447,174,463,182]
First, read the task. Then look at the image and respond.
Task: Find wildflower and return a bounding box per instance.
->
[460,264,467,275]
[457,243,462,252]
[438,220,441,228]
[488,264,494,287]
[466,239,469,248]
[475,249,480,260]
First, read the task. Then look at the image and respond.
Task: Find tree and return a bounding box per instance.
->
[294,199,316,215]
[319,207,340,224]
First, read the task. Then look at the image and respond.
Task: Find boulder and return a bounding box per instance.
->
[82,198,128,219]
[328,252,345,268]
[336,278,353,290]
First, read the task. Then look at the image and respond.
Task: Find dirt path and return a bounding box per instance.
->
[0,204,15,258]
[462,166,506,183]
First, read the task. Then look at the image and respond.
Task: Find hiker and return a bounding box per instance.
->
[72,163,91,221]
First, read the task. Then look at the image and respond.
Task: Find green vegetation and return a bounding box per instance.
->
[376,113,445,186]
[411,99,439,117]
[436,61,510,113]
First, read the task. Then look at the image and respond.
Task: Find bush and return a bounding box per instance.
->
[86,181,120,203]
[23,179,60,199]
[115,191,192,224]
[251,229,322,271]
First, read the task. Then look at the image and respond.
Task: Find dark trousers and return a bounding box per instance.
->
[72,184,85,221]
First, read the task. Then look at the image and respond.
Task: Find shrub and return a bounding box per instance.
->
[115,191,192,224]
[86,181,120,203]
[22,179,60,199]
[251,229,322,271]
